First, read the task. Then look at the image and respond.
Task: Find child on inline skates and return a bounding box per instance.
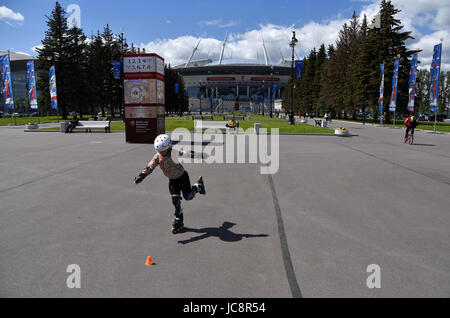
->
[134,134,206,234]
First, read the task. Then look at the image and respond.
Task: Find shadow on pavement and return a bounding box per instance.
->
[177,222,269,245]
[172,141,223,146]
[412,143,435,146]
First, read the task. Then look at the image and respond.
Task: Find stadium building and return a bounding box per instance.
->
[0,51,38,113]
[173,36,291,114]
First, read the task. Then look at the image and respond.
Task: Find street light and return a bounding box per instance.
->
[119,31,128,121]
[270,65,274,118]
[289,30,298,125]
[262,80,265,116]
[198,84,202,115]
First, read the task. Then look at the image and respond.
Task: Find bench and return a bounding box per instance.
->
[223,115,244,121]
[194,120,239,134]
[74,120,111,133]
[314,119,322,126]
[192,115,214,120]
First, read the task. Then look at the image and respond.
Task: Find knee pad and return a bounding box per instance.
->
[171,194,182,206]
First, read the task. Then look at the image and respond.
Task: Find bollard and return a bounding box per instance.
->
[254,123,262,135]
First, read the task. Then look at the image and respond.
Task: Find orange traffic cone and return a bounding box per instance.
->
[145,256,154,266]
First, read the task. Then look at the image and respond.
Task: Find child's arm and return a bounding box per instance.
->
[178,150,208,159]
[134,156,158,184]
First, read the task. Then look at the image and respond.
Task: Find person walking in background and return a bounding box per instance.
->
[404,113,418,143]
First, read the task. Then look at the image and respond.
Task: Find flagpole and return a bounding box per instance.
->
[433,38,443,134]
[7,50,17,126]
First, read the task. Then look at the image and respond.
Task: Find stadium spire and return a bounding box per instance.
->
[185,38,202,68]
[218,32,228,65]
[261,33,269,66]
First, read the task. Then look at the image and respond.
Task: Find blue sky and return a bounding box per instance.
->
[1,0,449,69]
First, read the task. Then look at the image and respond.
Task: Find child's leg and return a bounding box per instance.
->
[180,172,196,201]
[405,127,411,139]
[169,180,184,234]
[169,179,183,216]
[180,172,205,200]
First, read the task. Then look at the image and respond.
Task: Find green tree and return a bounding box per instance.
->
[438,71,446,113]
[86,32,105,116]
[165,65,188,115]
[354,14,381,118]
[101,24,115,117]
[314,44,327,115]
[65,25,89,117]
[415,69,430,114]
[378,0,414,122]
[36,1,70,118]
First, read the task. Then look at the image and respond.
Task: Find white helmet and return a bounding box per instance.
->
[154,134,172,152]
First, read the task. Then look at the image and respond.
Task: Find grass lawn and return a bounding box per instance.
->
[0,115,100,126]
[114,120,332,134]
[0,116,62,126]
[38,118,334,134]
[334,118,450,133]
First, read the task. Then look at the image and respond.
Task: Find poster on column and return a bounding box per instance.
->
[123,54,165,143]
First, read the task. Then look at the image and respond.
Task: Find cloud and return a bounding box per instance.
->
[0,5,24,23]
[199,19,240,28]
[141,1,449,71]
[141,18,349,67]
[411,30,448,71]
[359,0,450,70]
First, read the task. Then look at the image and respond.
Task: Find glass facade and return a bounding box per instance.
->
[1,57,38,113]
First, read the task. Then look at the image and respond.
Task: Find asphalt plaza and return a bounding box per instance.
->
[0,121,449,297]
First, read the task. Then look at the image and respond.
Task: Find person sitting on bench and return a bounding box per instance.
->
[65,115,79,133]
[225,117,238,129]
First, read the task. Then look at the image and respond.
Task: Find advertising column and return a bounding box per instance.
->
[123,53,165,143]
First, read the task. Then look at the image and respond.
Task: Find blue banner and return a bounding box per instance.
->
[49,66,58,110]
[295,60,303,79]
[379,63,384,113]
[389,57,400,112]
[407,53,418,112]
[429,43,442,113]
[113,61,121,80]
[175,83,180,94]
[27,61,38,109]
[0,54,14,109]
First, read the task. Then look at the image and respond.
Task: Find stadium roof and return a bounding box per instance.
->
[173,32,292,70]
[0,51,37,61]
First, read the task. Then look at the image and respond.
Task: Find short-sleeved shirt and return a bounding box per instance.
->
[148,150,185,180]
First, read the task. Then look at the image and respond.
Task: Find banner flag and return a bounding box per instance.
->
[49,66,58,110]
[113,61,121,80]
[175,83,180,94]
[407,53,418,112]
[0,54,15,109]
[429,43,442,113]
[379,63,384,113]
[295,60,303,79]
[389,56,400,112]
[27,61,38,109]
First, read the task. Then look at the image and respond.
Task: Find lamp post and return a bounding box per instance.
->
[262,80,265,116]
[198,84,202,115]
[119,31,127,121]
[270,65,274,118]
[289,30,298,125]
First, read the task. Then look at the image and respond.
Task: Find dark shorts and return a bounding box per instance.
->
[169,171,193,200]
